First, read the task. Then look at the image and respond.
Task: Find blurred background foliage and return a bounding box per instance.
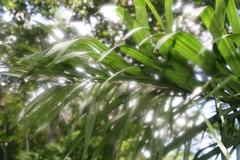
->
[1,0,240,160]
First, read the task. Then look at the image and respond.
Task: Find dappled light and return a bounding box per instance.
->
[1,0,240,160]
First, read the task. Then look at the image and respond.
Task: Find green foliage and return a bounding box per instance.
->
[1,0,240,159]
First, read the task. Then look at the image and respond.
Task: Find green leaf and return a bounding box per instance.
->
[122,27,149,41]
[199,112,231,160]
[201,5,240,75]
[134,0,149,28]
[155,32,206,68]
[116,7,147,44]
[165,0,173,33]
[145,0,163,28]
[226,0,240,33]
[120,45,162,71]
[13,83,84,128]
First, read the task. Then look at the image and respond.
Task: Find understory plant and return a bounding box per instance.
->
[8,0,240,159]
